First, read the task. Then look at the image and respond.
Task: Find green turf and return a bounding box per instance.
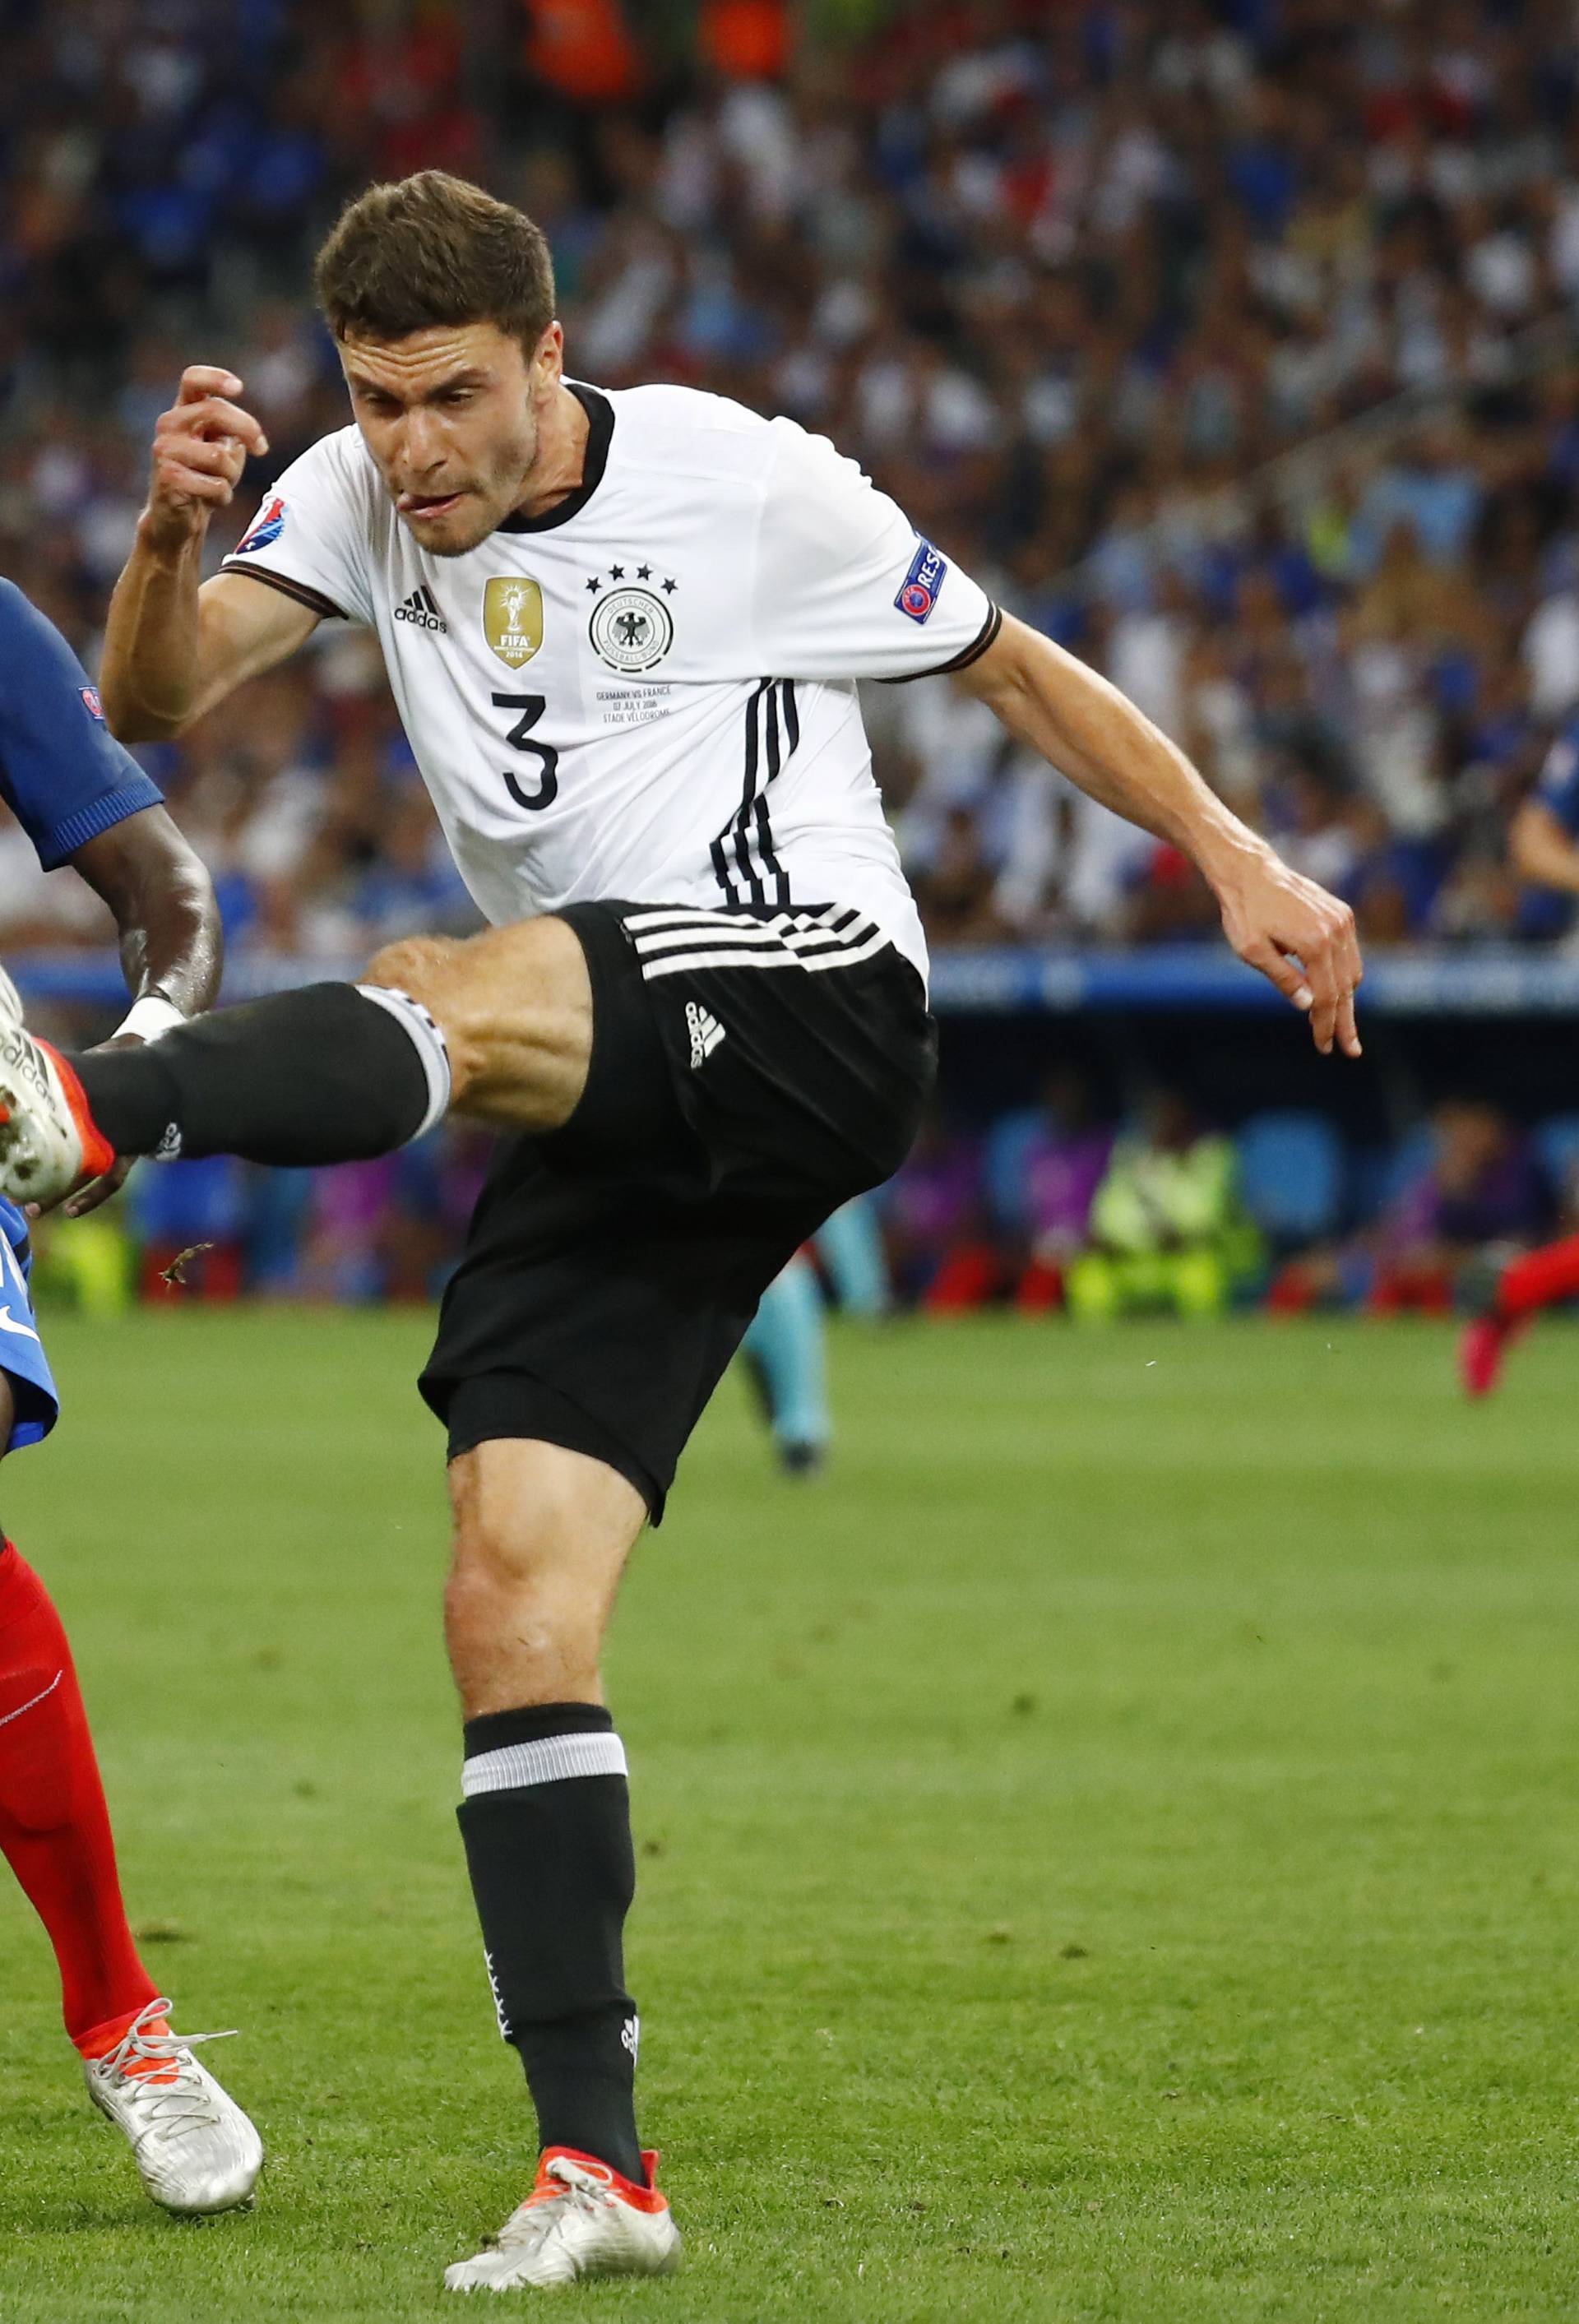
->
[1,1307,1577,2320]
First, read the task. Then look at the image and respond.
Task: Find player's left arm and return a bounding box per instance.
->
[954,611,1364,1058]
[55,804,223,1218]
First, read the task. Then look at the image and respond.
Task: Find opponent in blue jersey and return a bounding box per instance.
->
[0,1190,58,1447]
[0,592,261,2210]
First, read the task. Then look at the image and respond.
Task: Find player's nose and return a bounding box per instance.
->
[403,411,448,472]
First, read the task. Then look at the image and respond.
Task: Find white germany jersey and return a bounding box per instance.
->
[221,382,1003,983]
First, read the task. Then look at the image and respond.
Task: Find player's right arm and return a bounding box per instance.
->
[1516,808,1579,896]
[101,368,317,743]
[1510,799,1579,893]
[1507,726,1579,894]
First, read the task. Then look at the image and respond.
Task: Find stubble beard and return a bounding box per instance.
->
[396,418,541,559]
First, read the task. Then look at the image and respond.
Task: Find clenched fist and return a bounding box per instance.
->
[142,366,270,555]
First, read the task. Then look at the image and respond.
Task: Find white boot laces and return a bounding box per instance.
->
[90,1996,238,2136]
[497,2156,617,2250]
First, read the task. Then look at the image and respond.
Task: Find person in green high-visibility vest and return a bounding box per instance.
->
[1067,1086,1262,1323]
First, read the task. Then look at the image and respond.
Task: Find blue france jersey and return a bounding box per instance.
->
[0,1198,58,1453]
[1536,720,1579,837]
[0,579,162,868]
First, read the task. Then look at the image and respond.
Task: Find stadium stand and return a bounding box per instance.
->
[7,0,1579,1306]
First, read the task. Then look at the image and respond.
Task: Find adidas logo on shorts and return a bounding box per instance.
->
[685,1002,725,1069]
[394,584,447,632]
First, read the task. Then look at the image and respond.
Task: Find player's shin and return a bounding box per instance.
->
[68,982,449,1165]
[456,1703,644,2183]
[743,1257,831,1470]
[0,1542,160,2045]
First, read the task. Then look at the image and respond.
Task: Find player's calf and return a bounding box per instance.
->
[0,974,451,1204]
[443,1441,654,2197]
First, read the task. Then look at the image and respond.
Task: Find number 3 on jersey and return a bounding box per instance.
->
[493,692,559,812]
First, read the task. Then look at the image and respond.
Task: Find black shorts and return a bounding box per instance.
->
[419,900,936,1519]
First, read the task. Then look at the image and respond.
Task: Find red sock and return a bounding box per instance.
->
[0,1543,159,2047]
[1498,1234,1579,1319]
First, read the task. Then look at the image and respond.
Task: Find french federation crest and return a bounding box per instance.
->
[483,575,544,668]
[589,586,674,674]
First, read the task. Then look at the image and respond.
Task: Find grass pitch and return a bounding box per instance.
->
[0,1308,1577,2321]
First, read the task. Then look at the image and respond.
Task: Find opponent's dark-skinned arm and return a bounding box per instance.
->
[49,804,223,1219]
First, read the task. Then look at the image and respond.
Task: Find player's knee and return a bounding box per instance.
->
[364,934,491,1100]
[443,1553,562,1665]
[445,1466,590,1611]
[444,1498,598,1698]
[363,933,461,1009]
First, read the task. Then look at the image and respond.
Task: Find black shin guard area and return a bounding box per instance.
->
[458,1703,642,2181]
[73,984,434,1164]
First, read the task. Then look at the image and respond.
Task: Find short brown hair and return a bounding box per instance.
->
[313,171,556,354]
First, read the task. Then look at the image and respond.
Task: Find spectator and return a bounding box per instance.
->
[1066,1088,1262,1323]
[1271,1100,1554,1316]
[7,0,1579,971]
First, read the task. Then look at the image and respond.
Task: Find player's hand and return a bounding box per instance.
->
[57,1154,136,1221]
[1216,845,1364,1058]
[143,367,270,553]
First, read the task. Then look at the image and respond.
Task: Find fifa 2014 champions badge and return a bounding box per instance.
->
[483,575,545,669]
[895,538,947,623]
[233,495,287,555]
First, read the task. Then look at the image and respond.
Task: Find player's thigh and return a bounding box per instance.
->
[366,914,593,1132]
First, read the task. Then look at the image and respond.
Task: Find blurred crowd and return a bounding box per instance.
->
[35,1074,1572,1325]
[880,1077,1576,1319]
[7,0,1579,965]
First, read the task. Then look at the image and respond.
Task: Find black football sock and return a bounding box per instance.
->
[69,984,449,1164]
[457,1702,643,2183]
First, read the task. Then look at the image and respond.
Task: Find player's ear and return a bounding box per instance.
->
[530,322,564,396]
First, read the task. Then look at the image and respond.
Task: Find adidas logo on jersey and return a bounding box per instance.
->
[394,584,447,632]
[685,1002,725,1069]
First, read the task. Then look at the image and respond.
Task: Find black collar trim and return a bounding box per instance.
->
[497,382,613,534]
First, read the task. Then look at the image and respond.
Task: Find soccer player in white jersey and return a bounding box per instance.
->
[0,173,1362,2293]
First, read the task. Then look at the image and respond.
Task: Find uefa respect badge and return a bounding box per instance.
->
[895,538,947,624]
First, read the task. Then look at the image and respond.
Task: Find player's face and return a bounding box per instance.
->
[338,322,558,557]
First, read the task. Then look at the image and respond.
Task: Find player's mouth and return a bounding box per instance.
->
[398,489,465,521]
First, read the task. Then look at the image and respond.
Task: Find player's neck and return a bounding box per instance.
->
[512,384,590,525]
